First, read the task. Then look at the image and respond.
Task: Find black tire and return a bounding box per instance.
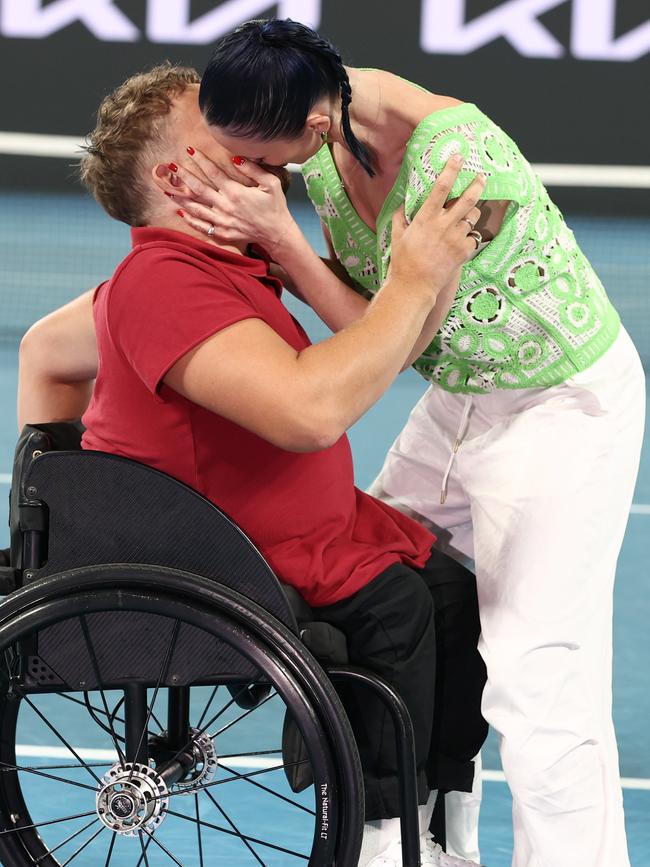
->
[0,566,365,866]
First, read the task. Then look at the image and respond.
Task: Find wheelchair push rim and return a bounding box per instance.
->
[0,568,364,866]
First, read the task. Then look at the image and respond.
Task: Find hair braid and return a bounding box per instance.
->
[335,64,375,177]
[270,23,376,177]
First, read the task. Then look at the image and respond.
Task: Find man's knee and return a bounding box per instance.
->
[348,568,436,663]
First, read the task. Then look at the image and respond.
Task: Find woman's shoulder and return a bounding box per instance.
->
[355,67,464,115]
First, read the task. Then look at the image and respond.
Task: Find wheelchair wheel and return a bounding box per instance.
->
[0,565,364,866]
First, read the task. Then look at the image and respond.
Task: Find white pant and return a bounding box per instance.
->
[369,328,645,867]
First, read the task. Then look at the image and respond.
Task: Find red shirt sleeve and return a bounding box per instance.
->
[106,245,262,397]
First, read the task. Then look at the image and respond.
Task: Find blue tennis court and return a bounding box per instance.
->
[0,196,648,865]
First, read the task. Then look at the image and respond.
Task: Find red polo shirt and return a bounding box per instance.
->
[82,227,433,605]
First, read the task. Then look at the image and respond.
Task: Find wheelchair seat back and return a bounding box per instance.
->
[10,423,297,631]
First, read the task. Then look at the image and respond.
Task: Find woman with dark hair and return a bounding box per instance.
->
[168,17,644,867]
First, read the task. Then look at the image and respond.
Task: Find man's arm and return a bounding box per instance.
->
[165,164,485,452]
[20,161,482,451]
[17,289,98,430]
[271,223,465,371]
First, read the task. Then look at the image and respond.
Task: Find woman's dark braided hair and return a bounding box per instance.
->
[199,18,375,176]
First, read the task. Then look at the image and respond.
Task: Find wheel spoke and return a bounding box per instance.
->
[202,759,309,792]
[136,831,153,867]
[59,824,104,866]
[78,689,162,740]
[108,694,124,725]
[210,690,276,739]
[219,762,315,816]
[157,759,309,802]
[0,762,112,772]
[128,619,181,781]
[195,794,204,867]
[196,685,219,730]
[204,789,266,866]
[79,615,126,768]
[35,817,99,862]
[141,826,185,866]
[198,682,262,735]
[104,831,117,867]
[0,761,97,792]
[0,811,97,837]
[60,691,119,717]
[60,691,125,729]
[167,808,309,860]
[82,692,125,746]
[149,683,266,789]
[18,692,102,784]
[219,749,282,760]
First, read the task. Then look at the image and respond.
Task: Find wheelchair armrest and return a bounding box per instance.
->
[280,583,349,664]
[300,622,349,665]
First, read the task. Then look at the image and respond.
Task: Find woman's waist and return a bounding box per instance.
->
[414,304,621,394]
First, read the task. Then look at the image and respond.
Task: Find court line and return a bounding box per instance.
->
[12,745,650,790]
[14,744,278,770]
[2,131,650,189]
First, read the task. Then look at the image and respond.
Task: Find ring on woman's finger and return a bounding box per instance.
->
[460,217,476,230]
[207,225,216,237]
[468,229,483,249]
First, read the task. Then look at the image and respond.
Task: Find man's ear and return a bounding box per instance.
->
[151,163,192,197]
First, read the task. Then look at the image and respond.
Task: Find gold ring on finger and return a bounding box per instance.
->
[207,225,216,237]
[468,229,483,249]
[460,217,476,230]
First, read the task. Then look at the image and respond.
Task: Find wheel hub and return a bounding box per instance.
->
[110,792,136,819]
[172,727,218,793]
[96,762,169,836]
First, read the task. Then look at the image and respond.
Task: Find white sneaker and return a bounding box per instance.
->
[365,834,483,866]
[420,833,484,866]
[365,836,403,866]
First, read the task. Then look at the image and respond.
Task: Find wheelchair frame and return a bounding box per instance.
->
[0,423,429,867]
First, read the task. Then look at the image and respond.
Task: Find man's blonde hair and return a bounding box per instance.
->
[80,63,200,226]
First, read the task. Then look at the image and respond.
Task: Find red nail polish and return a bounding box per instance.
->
[186,146,195,156]
[232,156,246,166]
[176,209,185,218]
[168,162,178,172]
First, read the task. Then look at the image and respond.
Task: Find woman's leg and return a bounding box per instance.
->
[457,331,645,867]
[368,384,476,566]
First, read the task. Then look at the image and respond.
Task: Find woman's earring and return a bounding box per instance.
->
[320,130,328,145]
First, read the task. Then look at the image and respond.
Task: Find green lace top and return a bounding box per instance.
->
[301,103,619,393]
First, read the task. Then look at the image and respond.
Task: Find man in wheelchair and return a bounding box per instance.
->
[16,65,487,867]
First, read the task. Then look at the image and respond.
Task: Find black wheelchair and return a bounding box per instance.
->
[0,422,449,866]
